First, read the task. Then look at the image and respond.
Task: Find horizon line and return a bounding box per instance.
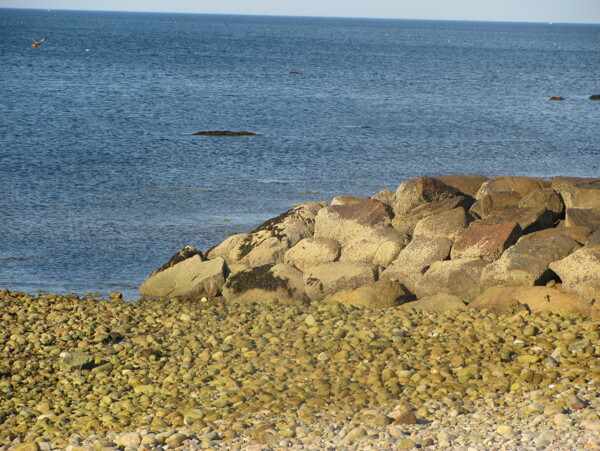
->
[2,6,599,26]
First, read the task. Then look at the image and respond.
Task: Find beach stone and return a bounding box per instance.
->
[469,191,523,219]
[451,221,522,261]
[340,226,407,267]
[222,263,306,303]
[565,207,600,230]
[393,410,418,425]
[412,206,470,240]
[324,279,414,308]
[314,197,393,246]
[414,259,487,302]
[481,232,581,287]
[284,237,341,272]
[399,293,467,311]
[114,432,142,447]
[393,176,464,215]
[397,438,417,450]
[346,427,368,441]
[470,285,581,315]
[151,245,203,276]
[59,351,94,372]
[496,424,515,438]
[380,235,452,292]
[303,261,378,301]
[475,175,548,199]
[518,188,565,219]
[432,174,489,196]
[474,207,555,234]
[140,255,227,300]
[392,195,474,237]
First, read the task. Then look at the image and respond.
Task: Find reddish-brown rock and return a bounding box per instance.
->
[475,175,549,199]
[431,174,489,197]
[565,207,600,230]
[474,207,555,234]
[469,192,523,219]
[394,176,464,215]
[451,222,522,261]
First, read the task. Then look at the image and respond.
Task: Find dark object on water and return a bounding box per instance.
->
[289,71,302,75]
[549,95,565,101]
[192,130,262,136]
[32,38,45,47]
[589,94,600,100]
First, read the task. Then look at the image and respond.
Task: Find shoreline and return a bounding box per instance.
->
[1,290,599,450]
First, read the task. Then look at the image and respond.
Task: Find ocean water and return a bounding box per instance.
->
[1,9,599,300]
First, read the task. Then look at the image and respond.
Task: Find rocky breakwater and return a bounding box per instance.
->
[141,174,600,318]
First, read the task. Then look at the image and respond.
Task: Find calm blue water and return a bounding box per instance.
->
[1,9,599,300]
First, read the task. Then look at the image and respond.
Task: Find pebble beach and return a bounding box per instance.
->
[1,290,599,450]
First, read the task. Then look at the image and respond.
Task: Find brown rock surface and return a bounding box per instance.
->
[451,221,522,261]
[552,177,600,209]
[469,191,523,219]
[340,226,408,267]
[140,255,227,300]
[303,261,379,301]
[471,285,581,315]
[284,237,341,272]
[549,244,600,296]
[393,176,464,215]
[412,206,470,240]
[414,259,488,302]
[431,174,489,197]
[474,207,555,234]
[475,175,549,199]
[517,188,565,218]
[399,292,467,311]
[565,207,600,230]
[324,279,414,308]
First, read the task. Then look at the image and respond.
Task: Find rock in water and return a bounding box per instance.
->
[191,130,262,136]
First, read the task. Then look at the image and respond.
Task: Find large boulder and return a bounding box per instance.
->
[303,261,379,301]
[284,237,341,272]
[314,197,393,246]
[324,280,414,309]
[340,226,408,267]
[469,192,523,219]
[393,176,464,215]
[392,196,474,238]
[518,188,565,219]
[380,236,453,292]
[370,189,396,206]
[565,207,600,230]
[412,207,470,241]
[208,202,324,267]
[399,293,467,312]
[431,175,489,197]
[222,264,306,304]
[526,226,593,245]
[549,244,600,300]
[451,221,522,262]
[552,177,600,209]
[481,232,581,287]
[413,259,488,302]
[475,176,549,199]
[150,245,204,276]
[471,285,581,316]
[140,256,227,300]
[474,207,555,234]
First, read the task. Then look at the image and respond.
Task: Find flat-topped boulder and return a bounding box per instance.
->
[469,192,523,219]
[339,226,407,267]
[552,177,600,208]
[471,285,581,315]
[473,207,555,234]
[475,176,549,199]
[565,207,600,230]
[303,261,379,301]
[414,259,488,302]
[324,279,414,308]
[431,174,489,197]
[451,221,522,261]
[284,237,341,272]
[393,176,465,215]
[412,206,470,240]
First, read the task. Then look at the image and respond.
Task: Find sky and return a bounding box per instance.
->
[1,0,600,24]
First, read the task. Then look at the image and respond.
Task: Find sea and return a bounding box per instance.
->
[1,9,599,300]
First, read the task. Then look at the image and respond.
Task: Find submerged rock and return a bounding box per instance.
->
[191,130,262,136]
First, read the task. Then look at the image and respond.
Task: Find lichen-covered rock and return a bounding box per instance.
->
[481,233,581,288]
[151,245,203,276]
[324,279,414,308]
[380,236,453,292]
[549,244,600,299]
[475,176,549,199]
[399,293,467,311]
[518,188,565,219]
[284,237,341,272]
[393,176,464,215]
[370,189,396,206]
[474,207,555,234]
[392,196,474,238]
[469,192,523,219]
[314,198,393,246]
[412,207,470,240]
[303,261,379,301]
[451,221,522,261]
[552,177,600,209]
[59,351,94,372]
[431,174,489,197]
[222,264,307,304]
[140,255,227,300]
[565,207,600,230]
[414,259,488,302]
[471,285,581,315]
[340,226,408,267]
